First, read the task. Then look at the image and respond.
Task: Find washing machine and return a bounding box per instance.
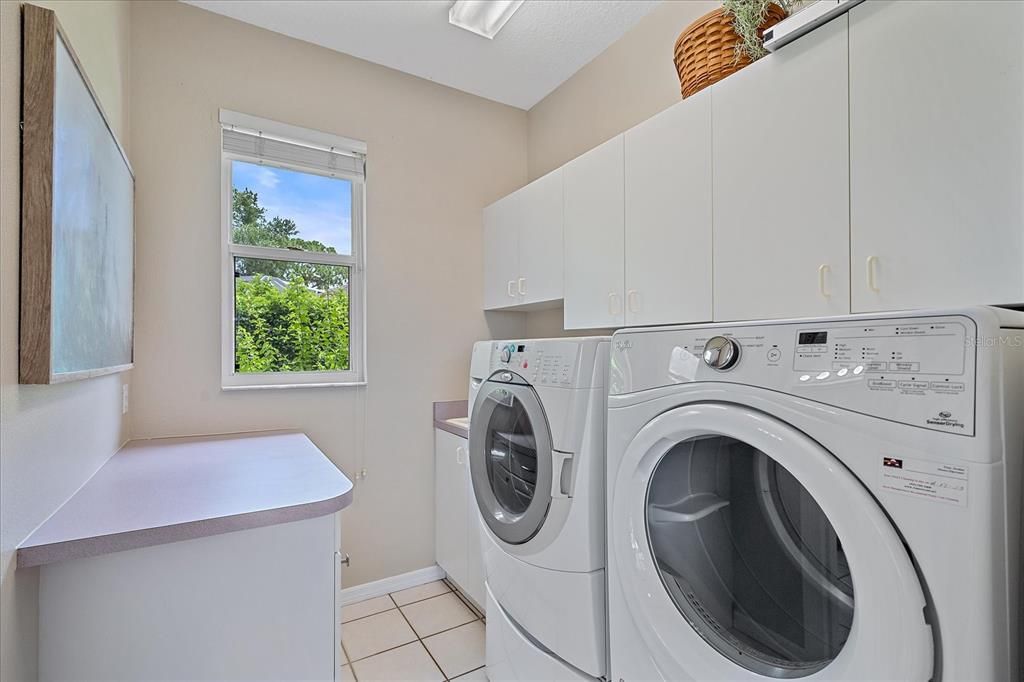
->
[468,337,610,680]
[606,306,1024,681]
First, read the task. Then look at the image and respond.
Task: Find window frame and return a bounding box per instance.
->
[219,111,367,389]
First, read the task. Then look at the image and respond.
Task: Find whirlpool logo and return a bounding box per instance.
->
[615,339,633,352]
[926,410,964,429]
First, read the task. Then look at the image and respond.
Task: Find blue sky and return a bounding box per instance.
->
[232,160,352,254]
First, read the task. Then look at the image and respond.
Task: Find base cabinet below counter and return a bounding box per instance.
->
[435,427,486,608]
[21,432,352,682]
[40,514,340,681]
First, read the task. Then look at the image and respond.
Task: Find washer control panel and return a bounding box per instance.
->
[488,340,580,388]
[611,315,977,435]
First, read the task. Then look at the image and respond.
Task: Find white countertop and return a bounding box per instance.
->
[18,431,353,568]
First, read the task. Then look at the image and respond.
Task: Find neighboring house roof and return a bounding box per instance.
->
[238,274,291,292]
[237,273,347,296]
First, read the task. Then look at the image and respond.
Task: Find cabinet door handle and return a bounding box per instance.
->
[608,292,622,316]
[517,277,526,296]
[507,280,515,298]
[455,446,465,465]
[818,264,831,299]
[627,290,640,313]
[866,256,880,292]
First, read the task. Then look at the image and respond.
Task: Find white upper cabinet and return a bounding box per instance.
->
[518,169,564,306]
[624,90,713,326]
[849,1,1024,312]
[483,200,520,310]
[712,15,851,322]
[482,170,563,310]
[563,135,626,329]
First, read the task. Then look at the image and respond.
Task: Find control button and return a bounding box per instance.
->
[930,381,965,393]
[703,336,741,371]
[837,368,848,377]
[889,361,921,372]
[868,379,896,390]
[864,362,886,372]
[767,348,782,362]
[853,366,865,375]
[816,371,830,380]
[898,380,929,392]
[799,375,811,382]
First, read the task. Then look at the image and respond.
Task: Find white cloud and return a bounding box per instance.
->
[255,166,280,189]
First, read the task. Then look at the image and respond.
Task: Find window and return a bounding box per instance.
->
[220,111,366,388]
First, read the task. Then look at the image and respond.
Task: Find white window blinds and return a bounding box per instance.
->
[222,127,364,179]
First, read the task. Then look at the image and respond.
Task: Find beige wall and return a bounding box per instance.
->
[523,0,718,336]
[0,2,132,680]
[128,1,527,589]
[0,4,725,675]
[527,0,718,181]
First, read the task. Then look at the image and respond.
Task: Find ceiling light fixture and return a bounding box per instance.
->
[449,0,525,39]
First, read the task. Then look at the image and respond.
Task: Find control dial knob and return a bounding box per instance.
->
[703,336,741,371]
[500,343,516,363]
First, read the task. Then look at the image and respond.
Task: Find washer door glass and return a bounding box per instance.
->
[646,434,854,678]
[470,376,553,545]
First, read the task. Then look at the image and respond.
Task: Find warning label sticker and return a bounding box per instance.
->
[881,456,967,507]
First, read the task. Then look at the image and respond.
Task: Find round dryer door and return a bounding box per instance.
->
[469,372,553,545]
[611,402,933,681]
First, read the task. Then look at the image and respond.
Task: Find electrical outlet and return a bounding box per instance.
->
[122,384,129,415]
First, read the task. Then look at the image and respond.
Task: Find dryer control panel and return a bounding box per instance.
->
[476,339,604,389]
[611,314,977,435]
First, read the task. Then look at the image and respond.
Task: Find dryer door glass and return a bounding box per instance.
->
[645,435,854,678]
[469,377,553,545]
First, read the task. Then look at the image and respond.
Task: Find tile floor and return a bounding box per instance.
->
[341,580,486,681]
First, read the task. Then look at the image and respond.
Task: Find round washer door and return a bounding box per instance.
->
[469,372,553,545]
[611,402,933,681]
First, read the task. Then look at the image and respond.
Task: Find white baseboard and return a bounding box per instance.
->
[340,565,446,606]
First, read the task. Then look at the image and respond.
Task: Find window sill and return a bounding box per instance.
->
[222,381,367,391]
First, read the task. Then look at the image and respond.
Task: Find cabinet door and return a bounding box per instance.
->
[434,429,468,587]
[849,1,1024,311]
[712,16,850,321]
[625,91,713,326]
[563,136,626,329]
[483,198,521,310]
[464,490,486,608]
[518,169,564,306]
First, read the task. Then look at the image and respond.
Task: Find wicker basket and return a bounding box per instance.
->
[673,4,787,99]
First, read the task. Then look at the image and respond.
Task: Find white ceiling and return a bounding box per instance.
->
[183,1,663,110]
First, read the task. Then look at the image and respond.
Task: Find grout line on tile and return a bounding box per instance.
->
[387,582,452,608]
[443,580,484,620]
[389,591,449,608]
[340,605,398,626]
[343,582,482,678]
[340,638,354,672]
[346,638,422,665]
[421,617,482,643]
[391,598,449,679]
